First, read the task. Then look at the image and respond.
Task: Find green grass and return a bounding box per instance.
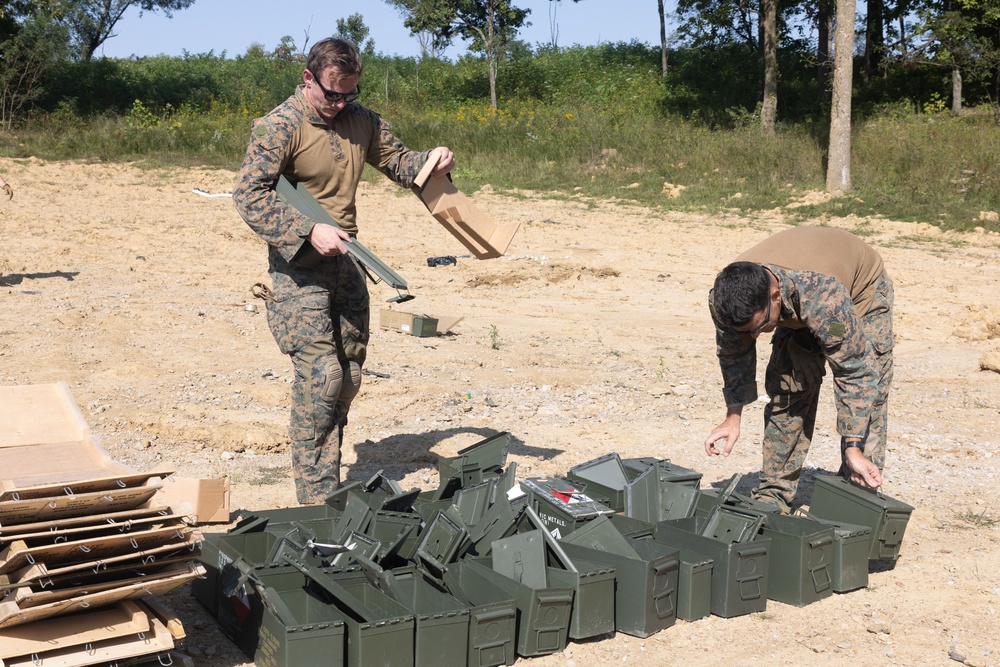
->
[1,70,997,232]
[954,508,1000,529]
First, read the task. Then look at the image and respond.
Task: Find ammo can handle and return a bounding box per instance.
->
[809,535,834,549]
[737,543,769,558]
[535,589,574,605]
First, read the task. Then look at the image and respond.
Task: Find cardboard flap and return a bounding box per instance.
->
[416,174,519,259]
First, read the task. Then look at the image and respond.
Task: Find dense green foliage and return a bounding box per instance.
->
[0,42,997,231]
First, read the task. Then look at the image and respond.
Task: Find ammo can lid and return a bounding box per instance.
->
[521,477,616,519]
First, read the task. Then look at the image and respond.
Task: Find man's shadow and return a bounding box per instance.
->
[349,427,562,485]
[0,270,79,286]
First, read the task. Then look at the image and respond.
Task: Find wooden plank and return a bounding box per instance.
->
[0,479,162,526]
[11,531,202,585]
[0,504,191,539]
[2,616,175,667]
[0,561,205,628]
[137,596,186,641]
[0,524,191,575]
[0,600,148,658]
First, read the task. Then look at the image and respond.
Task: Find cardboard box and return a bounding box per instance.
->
[413,154,520,259]
[156,477,231,524]
[379,310,439,337]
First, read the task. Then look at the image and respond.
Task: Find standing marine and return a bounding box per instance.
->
[703,226,893,512]
[233,38,455,504]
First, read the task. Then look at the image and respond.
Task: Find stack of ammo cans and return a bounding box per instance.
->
[195,437,914,667]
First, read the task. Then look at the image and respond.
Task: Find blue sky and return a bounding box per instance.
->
[98,1,676,60]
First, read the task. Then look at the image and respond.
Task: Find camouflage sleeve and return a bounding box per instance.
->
[361,109,432,187]
[232,115,315,264]
[709,297,759,407]
[797,272,878,438]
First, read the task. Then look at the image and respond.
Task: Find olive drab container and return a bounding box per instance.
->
[653,516,770,618]
[558,515,680,637]
[516,506,617,639]
[758,513,835,606]
[797,510,872,592]
[353,557,471,667]
[285,557,416,667]
[465,531,576,657]
[807,476,914,561]
[674,548,714,621]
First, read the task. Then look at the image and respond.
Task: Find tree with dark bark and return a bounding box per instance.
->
[384,0,530,109]
[65,0,196,61]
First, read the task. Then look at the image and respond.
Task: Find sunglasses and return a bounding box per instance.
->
[309,71,361,103]
[739,295,772,335]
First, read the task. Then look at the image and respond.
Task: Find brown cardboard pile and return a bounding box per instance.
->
[0,382,204,665]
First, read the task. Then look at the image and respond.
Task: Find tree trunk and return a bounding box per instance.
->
[827,0,855,194]
[817,0,833,101]
[951,66,962,116]
[760,0,778,135]
[487,0,498,110]
[658,0,668,79]
[863,0,883,83]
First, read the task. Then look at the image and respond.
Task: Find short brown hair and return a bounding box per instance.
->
[306,38,363,81]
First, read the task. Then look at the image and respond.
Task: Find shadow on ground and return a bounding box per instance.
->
[349,427,562,486]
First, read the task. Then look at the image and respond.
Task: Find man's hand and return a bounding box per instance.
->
[2,184,12,200]
[704,410,742,457]
[843,447,883,489]
[308,223,352,256]
[429,147,455,176]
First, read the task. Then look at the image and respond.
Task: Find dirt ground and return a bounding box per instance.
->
[2,157,1000,667]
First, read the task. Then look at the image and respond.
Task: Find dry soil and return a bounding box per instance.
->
[1,157,999,667]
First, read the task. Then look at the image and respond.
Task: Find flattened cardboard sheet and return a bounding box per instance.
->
[0,504,192,544]
[12,531,202,586]
[1,616,175,667]
[0,600,148,658]
[0,560,204,628]
[0,468,173,502]
[0,478,163,527]
[11,561,200,608]
[1,506,193,547]
[0,383,91,448]
[0,522,191,575]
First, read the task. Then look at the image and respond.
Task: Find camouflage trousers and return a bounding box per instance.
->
[264,255,370,504]
[754,273,894,511]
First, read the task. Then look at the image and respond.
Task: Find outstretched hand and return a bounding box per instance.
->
[704,413,741,457]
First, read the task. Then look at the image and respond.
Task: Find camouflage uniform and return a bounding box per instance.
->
[233,86,432,504]
[712,251,894,511]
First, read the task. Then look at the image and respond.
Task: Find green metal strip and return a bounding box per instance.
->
[276,175,410,292]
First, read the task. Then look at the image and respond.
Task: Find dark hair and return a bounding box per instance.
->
[306,38,363,80]
[712,261,771,328]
